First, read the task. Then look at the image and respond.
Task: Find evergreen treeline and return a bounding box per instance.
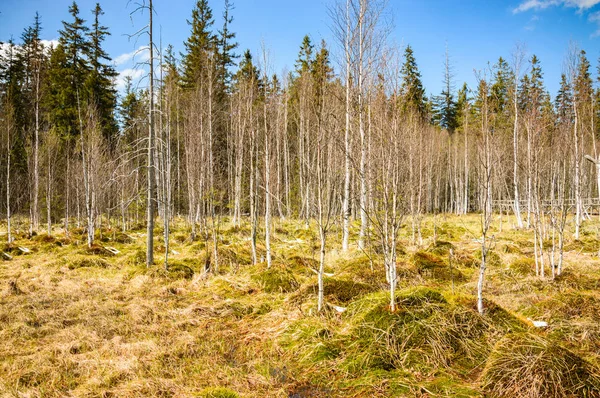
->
[1,0,600,279]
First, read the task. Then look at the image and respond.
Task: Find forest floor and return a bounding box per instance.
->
[1,214,600,397]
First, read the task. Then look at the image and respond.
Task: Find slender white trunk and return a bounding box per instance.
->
[513,84,523,228]
[357,0,368,250]
[264,71,272,269]
[574,103,581,240]
[146,0,155,266]
[342,0,352,252]
[6,118,11,244]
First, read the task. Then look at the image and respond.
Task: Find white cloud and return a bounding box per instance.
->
[115,68,146,91]
[590,10,600,36]
[513,0,600,13]
[514,0,600,37]
[40,39,59,49]
[114,46,150,66]
[0,38,58,60]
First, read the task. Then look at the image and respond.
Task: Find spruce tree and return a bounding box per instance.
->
[86,3,118,143]
[48,1,90,139]
[234,50,260,89]
[432,46,457,132]
[181,0,216,88]
[119,76,140,143]
[312,39,333,108]
[46,43,78,138]
[295,35,314,76]
[59,1,90,88]
[399,45,426,117]
[574,50,592,106]
[0,40,28,179]
[217,0,238,92]
[490,57,513,116]
[555,73,573,125]
[455,82,471,129]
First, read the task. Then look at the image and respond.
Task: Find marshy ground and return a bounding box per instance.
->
[1,214,600,397]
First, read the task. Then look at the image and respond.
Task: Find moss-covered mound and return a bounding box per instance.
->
[340,287,523,374]
[481,333,600,398]
[508,256,535,276]
[531,291,600,320]
[474,248,502,267]
[337,254,385,286]
[290,278,376,305]
[166,262,195,279]
[427,240,455,256]
[68,257,111,269]
[197,387,239,398]
[281,317,340,363]
[252,265,299,293]
[564,238,600,254]
[412,251,462,281]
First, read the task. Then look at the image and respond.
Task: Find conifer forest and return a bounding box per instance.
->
[1,0,600,396]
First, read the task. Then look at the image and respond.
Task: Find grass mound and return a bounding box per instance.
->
[68,257,111,269]
[281,317,340,363]
[341,287,516,373]
[509,256,535,276]
[500,242,522,254]
[532,291,600,320]
[83,244,114,256]
[427,240,455,255]
[412,251,445,270]
[474,248,502,267]
[252,265,299,293]
[113,232,133,244]
[219,244,253,266]
[564,238,600,254]
[481,332,600,398]
[32,234,56,244]
[337,254,385,286]
[129,249,147,266]
[197,387,239,398]
[290,278,376,305]
[553,270,600,290]
[166,262,195,279]
[286,255,319,275]
[412,251,463,281]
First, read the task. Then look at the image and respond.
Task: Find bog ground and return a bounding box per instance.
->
[1,215,600,397]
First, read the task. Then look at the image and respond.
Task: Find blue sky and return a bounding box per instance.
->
[1,0,599,98]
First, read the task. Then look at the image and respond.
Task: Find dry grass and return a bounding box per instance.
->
[0,214,600,397]
[481,333,600,397]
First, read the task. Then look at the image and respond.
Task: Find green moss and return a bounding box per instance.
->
[564,238,600,254]
[412,251,463,281]
[342,287,503,374]
[281,317,341,363]
[474,249,501,267]
[500,243,522,254]
[338,254,385,286]
[129,249,146,266]
[427,240,455,256]
[113,233,133,244]
[290,278,377,305]
[252,266,299,293]
[412,251,445,270]
[508,257,535,276]
[68,257,111,269]
[197,387,239,398]
[166,262,195,279]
